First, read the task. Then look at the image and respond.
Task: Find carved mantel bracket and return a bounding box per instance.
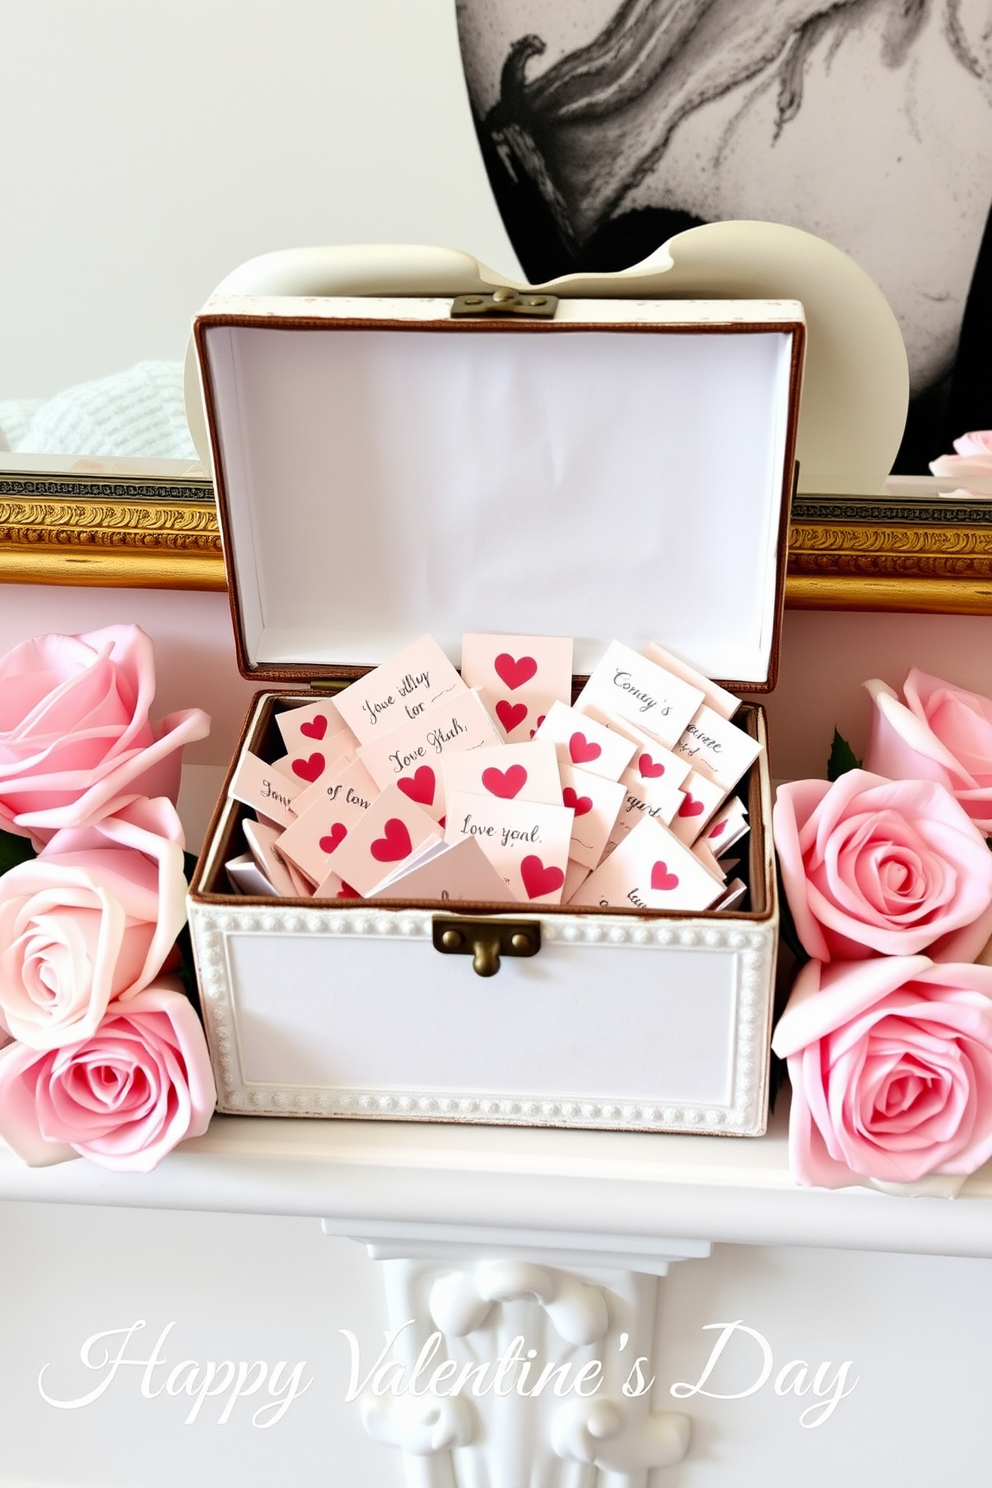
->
[323,1219,711,1487]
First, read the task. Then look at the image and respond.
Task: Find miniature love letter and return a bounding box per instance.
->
[571,816,724,913]
[461,632,573,744]
[535,701,635,782]
[358,690,501,821]
[334,634,467,744]
[575,640,704,748]
[330,784,442,897]
[444,791,573,904]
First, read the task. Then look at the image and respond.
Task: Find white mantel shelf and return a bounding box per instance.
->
[3,1102,992,1261]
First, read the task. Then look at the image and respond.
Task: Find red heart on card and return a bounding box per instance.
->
[521,854,565,900]
[319,822,347,854]
[678,793,704,818]
[292,752,325,782]
[569,731,601,765]
[529,715,547,739]
[496,700,528,733]
[562,786,593,817]
[336,881,358,898]
[651,861,680,892]
[370,817,413,863]
[709,819,726,838]
[495,652,538,690]
[300,715,328,741]
[482,764,527,799]
[397,766,436,806]
[638,753,665,778]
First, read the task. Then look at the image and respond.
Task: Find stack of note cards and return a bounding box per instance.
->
[225,633,758,913]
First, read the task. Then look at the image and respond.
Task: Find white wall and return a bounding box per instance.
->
[0,0,519,398]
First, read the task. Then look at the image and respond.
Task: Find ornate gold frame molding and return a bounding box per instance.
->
[2,477,992,614]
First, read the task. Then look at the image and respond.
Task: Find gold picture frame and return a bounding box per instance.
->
[1,471,991,614]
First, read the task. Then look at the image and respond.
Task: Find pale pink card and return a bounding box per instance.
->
[714,878,748,911]
[357,690,500,821]
[312,868,362,900]
[444,790,574,904]
[605,770,684,855]
[274,697,356,757]
[642,642,740,720]
[583,712,691,790]
[461,632,572,743]
[558,762,626,871]
[329,784,442,898]
[290,757,380,823]
[243,819,313,897]
[369,836,517,904]
[441,740,562,808]
[575,640,704,748]
[270,732,355,791]
[563,858,591,902]
[535,701,635,782]
[674,704,763,793]
[571,816,724,913]
[228,749,304,828]
[334,634,466,744]
[277,762,380,885]
[668,770,727,845]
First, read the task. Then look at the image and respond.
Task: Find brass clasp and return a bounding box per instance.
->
[432,916,541,977]
[451,290,558,320]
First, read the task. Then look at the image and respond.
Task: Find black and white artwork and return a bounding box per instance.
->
[456,0,992,470]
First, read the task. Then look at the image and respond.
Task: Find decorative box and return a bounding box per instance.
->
[187,254,805,1137]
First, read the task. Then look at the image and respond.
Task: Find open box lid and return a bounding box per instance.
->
[196,291,801,692]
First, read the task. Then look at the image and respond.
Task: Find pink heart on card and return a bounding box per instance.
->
[319,822,347,854]
[651,861,680,892]
[292,752,325,782]
[495,652,538,690]
[370,817,413,863]
[562,786,592,817]
[300,715,328,741]
[482,764,527,799]
[638,753,665,778]
[397,766,436,806]
[521,854,565,900]
[496,700,528,733]
[678,793,704,818]
[709,819,727,838]
[569,731,601,765]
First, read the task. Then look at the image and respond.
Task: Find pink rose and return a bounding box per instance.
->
[774,769,992,962]
[772,957,992,1187]
[0,798,188,1049]
[0,625,209,844]
[930,429,992,494]
[0,979,216,1171]
[864,670,992,831]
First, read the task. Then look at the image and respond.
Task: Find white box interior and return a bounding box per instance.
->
[201,296,800,687]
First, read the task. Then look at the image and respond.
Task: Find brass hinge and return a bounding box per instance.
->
[433,916,541,977]
[451,289,558,319]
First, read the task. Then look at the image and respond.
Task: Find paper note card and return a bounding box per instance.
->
[444,791,574,904]
[461,632,573,743]
[571,816,724,913]
[575,640,704,748]
[370,836,517,904]
[535,701,635,781]
[441,740,562,808]
[558,763,626,871]
[334,634,467,744]
[329,784,443,898]
[358,690,500,820]
[228,750,304,829]
[274,697,356,757]
[674,705,763,793]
